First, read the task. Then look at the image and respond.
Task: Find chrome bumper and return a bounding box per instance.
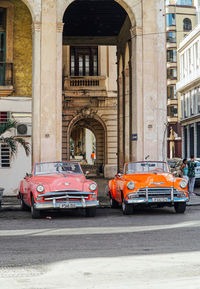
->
[125,187,189,204]
[126,197,189,204]
[34,200,99,210]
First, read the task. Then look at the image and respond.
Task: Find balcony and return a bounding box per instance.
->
[64,76,106,90]
[0,62,14,96]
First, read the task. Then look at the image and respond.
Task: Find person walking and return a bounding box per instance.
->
[180,158,189,182]
[188,155,197,195]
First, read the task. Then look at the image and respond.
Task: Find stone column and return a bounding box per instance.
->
[39,0,62,162]
[32,22,41,164]
[118,71,124,172]
[130,26,143,161]
[124,67,130,162]
[56,22,64,160]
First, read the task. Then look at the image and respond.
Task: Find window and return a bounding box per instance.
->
[70,47,98,76]
[183,18,192,31]
[167,85,176,99]
[0,8,6,86]
[167,49,177,62]
[166,14,176,26]
[177,0,192,6]
[166,31,176,43]
[0,111,9,124]
[167,68,177,79]
[168,105,178,117]
[0,144,10,168]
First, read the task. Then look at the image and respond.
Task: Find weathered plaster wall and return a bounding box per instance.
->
[10,0,32,97]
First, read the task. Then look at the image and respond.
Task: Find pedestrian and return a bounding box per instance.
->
[91,151,96,165]
[180,158,189,182]
[188,155,197,195]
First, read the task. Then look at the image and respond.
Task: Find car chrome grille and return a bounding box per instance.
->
[42,191,91,201]
[137,187,179,198]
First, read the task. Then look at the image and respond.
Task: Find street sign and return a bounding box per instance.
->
[131,133,137,141]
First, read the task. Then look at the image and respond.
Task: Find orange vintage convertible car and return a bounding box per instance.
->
[18,161,98,218]
[108,161,189,214]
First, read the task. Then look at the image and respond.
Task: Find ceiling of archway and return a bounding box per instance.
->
[63,0,127,37]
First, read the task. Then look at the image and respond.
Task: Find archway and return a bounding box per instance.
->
[62,0,134,176]
[68,116,106,176]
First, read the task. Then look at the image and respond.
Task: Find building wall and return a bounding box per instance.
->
[177,24,200,158]
[166,1,196,158]
[10,0,32,97]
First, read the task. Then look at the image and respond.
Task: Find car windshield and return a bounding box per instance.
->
[124,161,169,174]
[34,162,82,175]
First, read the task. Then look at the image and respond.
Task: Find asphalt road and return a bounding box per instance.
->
[1,205,200,289]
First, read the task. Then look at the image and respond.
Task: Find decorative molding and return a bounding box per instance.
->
[32,22,41,33]
[57,22,64,33]
[78,107,98,118]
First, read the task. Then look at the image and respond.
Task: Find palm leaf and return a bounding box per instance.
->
[0,137,17,156]
[14,137,30,156]
[0,120,17,136]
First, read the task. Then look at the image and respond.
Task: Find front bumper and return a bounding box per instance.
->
[34,200,99,210]
[125,187,189,204]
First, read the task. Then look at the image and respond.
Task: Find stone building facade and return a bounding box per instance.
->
[0,0,167,180]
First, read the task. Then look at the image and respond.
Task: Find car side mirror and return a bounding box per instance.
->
[25,173,32,178]
[85,171,90,177]
[115,173,122,178]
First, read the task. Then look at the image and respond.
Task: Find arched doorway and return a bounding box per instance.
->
[62,0,134,176]
[67,116,106,176]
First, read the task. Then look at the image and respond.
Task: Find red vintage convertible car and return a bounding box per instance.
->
[18,161,99,218]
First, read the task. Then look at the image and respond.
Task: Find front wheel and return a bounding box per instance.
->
[122,200,133,215]
[31,196,41,219]
[86,207,96,217]
[174,202,186,214]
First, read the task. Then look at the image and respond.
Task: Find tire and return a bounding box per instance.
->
[122,200,133,215]
[110,195,119,208]
[31,196,41,219]
[86,207,96,217]
[19,193,29,211]
[174,202,186,214]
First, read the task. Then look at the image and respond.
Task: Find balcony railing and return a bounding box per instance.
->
[63,76,106,91]
[0,62,13,86]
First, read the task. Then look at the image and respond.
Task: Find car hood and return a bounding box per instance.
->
[124,172,175,188]
[31,173,86,192]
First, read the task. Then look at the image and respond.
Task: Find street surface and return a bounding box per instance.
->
[1,197,200,289]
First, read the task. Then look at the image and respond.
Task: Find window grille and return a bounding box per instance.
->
[0,144,10,168]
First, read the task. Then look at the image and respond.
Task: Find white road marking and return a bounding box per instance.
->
[0,220,199,237]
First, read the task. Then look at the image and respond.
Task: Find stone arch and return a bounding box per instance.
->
[19,0,41,22]
[57,0,138,27]
[66,112,107,170]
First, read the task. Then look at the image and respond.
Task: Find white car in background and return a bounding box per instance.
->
[195,160,200,185]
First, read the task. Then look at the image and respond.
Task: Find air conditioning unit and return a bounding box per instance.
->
[16,123,32,137]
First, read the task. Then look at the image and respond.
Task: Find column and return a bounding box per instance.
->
[32,22,41,164]
[194,122,197,158]
[124,67,130,162]
[40,0,62,162]
[130,26,143,161]
[56,22,64,160]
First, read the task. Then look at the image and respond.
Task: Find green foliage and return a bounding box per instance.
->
[0,120,30,157]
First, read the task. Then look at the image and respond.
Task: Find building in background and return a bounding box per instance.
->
[166,0,196,158]
[176,24,200,158]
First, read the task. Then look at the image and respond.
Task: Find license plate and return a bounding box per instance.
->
[152,197,169,202]
[59,203,76,208]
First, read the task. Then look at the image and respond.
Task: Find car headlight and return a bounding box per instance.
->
[127,181,135,190]
[179,180,187,189]
[36,185,45,193]
[89,183,97,191]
